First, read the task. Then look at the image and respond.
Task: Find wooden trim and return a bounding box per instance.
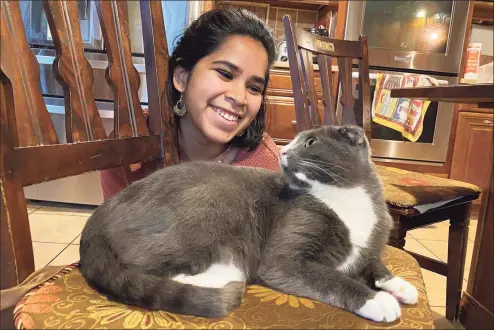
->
[16,136,162,186]
[406,251,448,276]
[390,84,494,103]
[459,1,476,79]
[294,28,363,58]
[459,292,494,330]
[140,0,179,167]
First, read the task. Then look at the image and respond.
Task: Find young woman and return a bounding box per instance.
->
[101,7,280,200]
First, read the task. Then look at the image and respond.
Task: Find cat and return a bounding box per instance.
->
[79,125,418,322]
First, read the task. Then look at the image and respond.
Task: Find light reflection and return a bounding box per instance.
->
[429,32,439,41]
[416,10,426,18]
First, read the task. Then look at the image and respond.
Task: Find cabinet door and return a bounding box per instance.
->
[265,96,326,145]
[450,111,494,195]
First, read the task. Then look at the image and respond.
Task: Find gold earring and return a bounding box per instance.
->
[173,94,187,117]
[236,130,245,137]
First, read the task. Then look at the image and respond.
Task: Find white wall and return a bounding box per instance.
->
[470,24,494,56]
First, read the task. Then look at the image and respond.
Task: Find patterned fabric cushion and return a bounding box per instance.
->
[14,246,434,329]
[376,165,481,208]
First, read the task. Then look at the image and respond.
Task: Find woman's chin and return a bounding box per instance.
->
[203,126,238,145]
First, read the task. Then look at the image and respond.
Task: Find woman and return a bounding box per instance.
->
[101,7,280,200]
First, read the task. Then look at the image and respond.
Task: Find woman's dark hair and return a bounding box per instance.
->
[168,7,276,150]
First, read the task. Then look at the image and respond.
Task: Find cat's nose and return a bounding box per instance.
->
[280,150,287,156]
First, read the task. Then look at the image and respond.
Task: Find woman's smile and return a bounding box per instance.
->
[210,105,241,123]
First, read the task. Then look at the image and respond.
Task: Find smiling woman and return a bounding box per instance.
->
[100,8,281,200]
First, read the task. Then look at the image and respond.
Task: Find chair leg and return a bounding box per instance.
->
[0,179,35,289]
[445,202,471,321]
[388,215,407,249]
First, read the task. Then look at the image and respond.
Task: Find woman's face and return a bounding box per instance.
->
[173,35,269,144]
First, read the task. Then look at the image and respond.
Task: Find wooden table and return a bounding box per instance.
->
[391,83,494,107]
[391,83,494,328]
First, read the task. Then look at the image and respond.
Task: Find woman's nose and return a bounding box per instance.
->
[226,85,247,106]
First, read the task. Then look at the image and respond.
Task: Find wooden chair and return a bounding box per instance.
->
[0,0,178,326]
[0,3,434,328]
[283,15,481,322]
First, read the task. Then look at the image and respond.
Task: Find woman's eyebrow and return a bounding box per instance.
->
[212,60,265,85]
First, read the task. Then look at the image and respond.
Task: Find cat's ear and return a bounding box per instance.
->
[339,125,364,146]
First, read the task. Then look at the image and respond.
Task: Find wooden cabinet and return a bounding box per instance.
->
[459,169,494,329]
[450,111,494,201]
[265,68,331,145]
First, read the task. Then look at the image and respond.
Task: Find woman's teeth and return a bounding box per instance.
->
[212,107,239,122]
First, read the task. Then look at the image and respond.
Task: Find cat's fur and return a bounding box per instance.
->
[80,125,418,322]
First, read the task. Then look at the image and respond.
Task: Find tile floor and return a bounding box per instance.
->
[27,199,477,328]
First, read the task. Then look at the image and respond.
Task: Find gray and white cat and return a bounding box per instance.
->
[80,125,418,322]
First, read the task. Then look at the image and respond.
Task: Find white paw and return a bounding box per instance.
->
[356,291,401,323]
[172,263,244,288]
[375,276,418,305]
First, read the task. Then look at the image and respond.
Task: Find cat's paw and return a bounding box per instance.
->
[375,276,418,305]
[356,291,401,323]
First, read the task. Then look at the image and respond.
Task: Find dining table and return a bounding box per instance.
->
[391,83,494,330]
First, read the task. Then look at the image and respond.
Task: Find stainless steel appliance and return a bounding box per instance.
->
[341,1,470,165]
[345,0,470,74]
[340,70,457,164]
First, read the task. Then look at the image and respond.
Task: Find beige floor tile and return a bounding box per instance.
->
[464,267,469,282]
[404,237,440,260]
[49,244,80,266]
[419,240,474,267]
[431,306,460,329]
[72,234,81,245]
[26,200,48,214]
[29,213,88,244]
[431,306,445,317]
[468,220,478,242]
[409,223,449,241]
[421,268,447,307]
[32,242,67,270]
[34,202,96,217]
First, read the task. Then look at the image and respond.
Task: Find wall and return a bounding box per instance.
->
[470,24,494,64]
[162,0,188,53]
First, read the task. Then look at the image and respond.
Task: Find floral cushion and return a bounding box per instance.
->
[13,246,434,329]
[376,165,481,208]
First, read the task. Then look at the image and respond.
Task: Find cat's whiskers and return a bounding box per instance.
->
[297,160,376,189]
[305,159,349,172]
[297,160,345,187]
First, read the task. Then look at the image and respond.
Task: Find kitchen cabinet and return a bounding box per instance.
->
[450,110,494,202]
[459,169,493,329]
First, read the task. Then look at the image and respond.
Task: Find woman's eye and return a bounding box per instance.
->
[305,138,316,147]
[248,85,262,94]
[216,69,233,80]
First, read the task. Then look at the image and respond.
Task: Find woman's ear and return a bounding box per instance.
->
[173,66,190,93]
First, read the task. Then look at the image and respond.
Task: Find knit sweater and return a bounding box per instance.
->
[100,133,281,200]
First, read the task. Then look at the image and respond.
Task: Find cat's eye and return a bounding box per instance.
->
[305,138,317,147]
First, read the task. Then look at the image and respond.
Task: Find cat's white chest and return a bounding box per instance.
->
[297,173,378,271]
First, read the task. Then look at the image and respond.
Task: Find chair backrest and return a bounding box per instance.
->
[0,0,179,288]
[283,15,371,140]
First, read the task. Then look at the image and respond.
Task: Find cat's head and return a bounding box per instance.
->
[279,125,372,189]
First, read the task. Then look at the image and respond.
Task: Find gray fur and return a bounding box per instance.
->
[80,125,395,319]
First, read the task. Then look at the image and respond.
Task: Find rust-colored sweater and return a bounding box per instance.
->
[100,133,281,200]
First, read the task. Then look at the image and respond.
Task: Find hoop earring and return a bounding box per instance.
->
[173,94,187,117]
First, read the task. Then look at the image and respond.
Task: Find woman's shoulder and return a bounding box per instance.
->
[233,133,280,171]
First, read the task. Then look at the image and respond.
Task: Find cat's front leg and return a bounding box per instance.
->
[258,262,401,323]
[365,259,418,305]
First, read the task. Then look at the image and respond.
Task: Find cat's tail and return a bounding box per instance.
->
[79,234,245,318]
